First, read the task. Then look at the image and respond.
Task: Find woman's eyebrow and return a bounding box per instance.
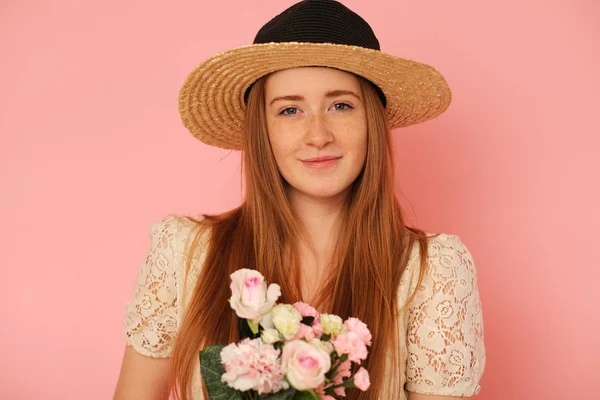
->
[269,95,304,106]
[268,90,361,106]
[325,89,361,100]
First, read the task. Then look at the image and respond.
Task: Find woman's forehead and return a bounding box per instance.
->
[264,67,361,95]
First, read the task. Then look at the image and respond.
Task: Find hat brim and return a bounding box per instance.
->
[178,42,451,150]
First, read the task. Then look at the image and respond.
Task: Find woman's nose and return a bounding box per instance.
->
[304,115,334,148]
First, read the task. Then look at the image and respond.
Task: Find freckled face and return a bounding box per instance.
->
[264,67,368,201]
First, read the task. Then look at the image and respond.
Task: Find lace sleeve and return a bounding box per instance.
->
[124,216,182,358]
[405,234,486,396]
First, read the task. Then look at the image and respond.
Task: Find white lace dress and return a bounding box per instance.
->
[124,216,486,399]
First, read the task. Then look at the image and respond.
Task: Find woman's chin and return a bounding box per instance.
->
[289,184,352,201]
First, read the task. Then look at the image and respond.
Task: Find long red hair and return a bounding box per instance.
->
[170,74,434,399]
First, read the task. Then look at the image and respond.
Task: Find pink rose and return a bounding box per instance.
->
[353,367,371,391]
[333,331,368,363]
[281,340,331,390]
[344,317,372,346]
[229,269,281,321]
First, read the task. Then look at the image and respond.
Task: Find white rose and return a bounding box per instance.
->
[320,314,345,336]
[270,304,302,339]
[261,328,282,344]
[229,269,281,322]
[281,340,331,390]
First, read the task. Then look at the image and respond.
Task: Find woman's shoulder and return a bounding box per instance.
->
[124,214,212,357]
[401,231,479,299]
[425,232,475,273]
[406,231,473,267]
[402,231,485,396]
[148,213,211,250]
[149,213,208,237]
[144,214,213,279]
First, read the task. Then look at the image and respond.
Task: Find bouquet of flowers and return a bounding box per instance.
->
[199,269,372,400]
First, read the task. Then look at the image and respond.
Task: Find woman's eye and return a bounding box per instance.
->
[333,103,353,111]
[280,107,299,115]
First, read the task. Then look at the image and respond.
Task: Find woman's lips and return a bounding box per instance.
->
[300,156,342,169]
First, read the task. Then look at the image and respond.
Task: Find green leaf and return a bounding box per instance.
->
[343,378,356,388]
[292,389,320,400]
[199,345,242,400]
[248,319,260,335]
[260,388,297,399]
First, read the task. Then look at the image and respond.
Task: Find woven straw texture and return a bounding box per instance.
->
[178,42,452,150]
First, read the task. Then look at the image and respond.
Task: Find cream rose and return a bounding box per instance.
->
[229,269,281,321]
[281,340,331,390]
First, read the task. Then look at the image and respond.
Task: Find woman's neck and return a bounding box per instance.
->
[286,188,350,305]
[288,188,350,300]
[289,189,347,253]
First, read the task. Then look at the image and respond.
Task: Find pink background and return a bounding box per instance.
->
[1,0,599,398]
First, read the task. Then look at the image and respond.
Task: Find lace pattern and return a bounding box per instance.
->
[124,216,184,357]
[404,234,485,396]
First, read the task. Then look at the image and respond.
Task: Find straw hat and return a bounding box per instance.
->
[178,0,451,150]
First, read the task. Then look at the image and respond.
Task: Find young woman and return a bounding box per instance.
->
[114,1,485,399]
